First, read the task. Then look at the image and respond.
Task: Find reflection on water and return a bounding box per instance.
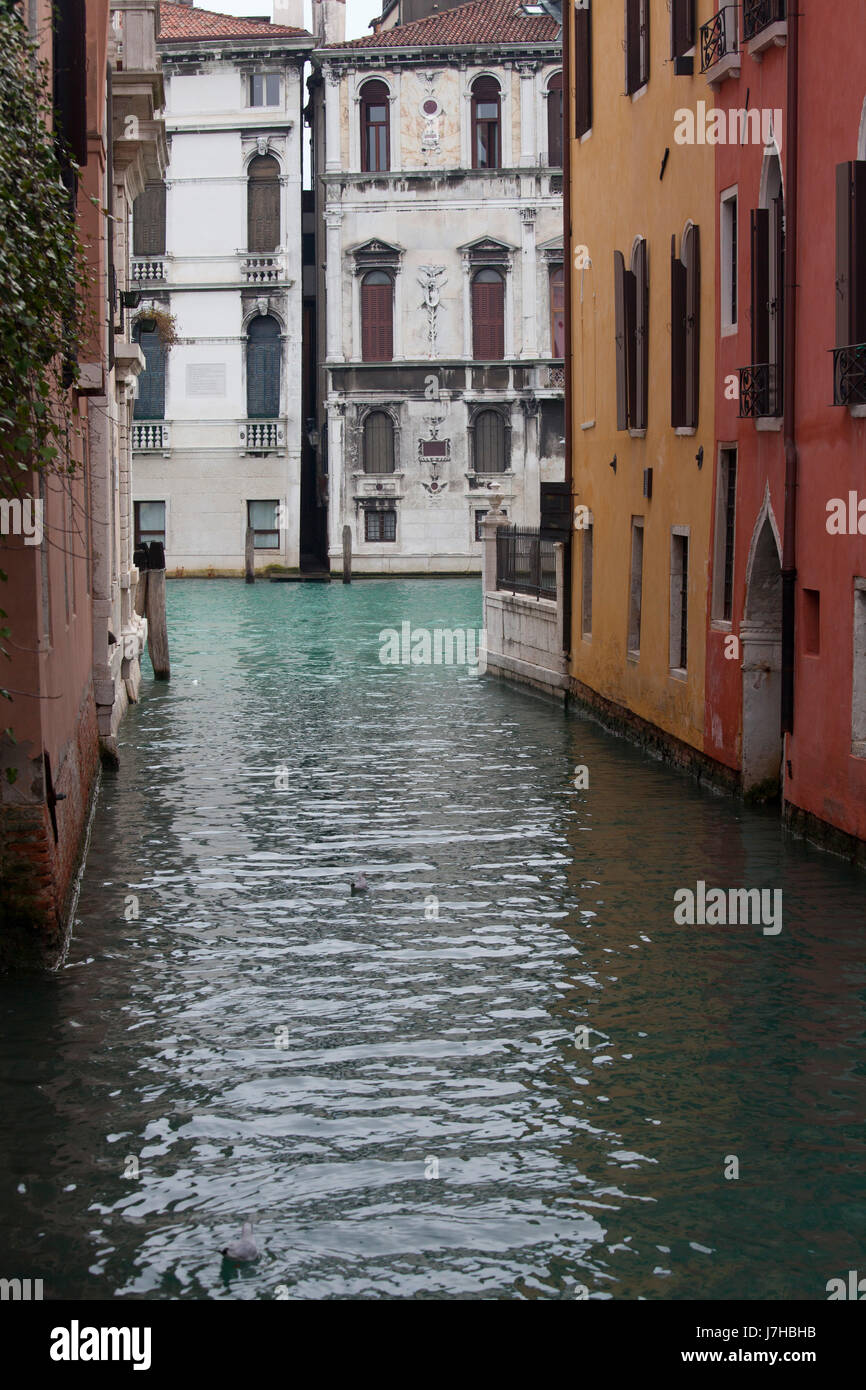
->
[0,579,864,1300]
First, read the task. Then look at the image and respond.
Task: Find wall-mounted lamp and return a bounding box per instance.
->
[121,289,141,309]
[696,446,704,469]
[305,418,320,450]
[609,454,617,474]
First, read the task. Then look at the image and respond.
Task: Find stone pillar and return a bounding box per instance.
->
[324,65,342,173]
[461,253,472,358]
[517,63,537,166]
[480,491,508,595]
[520,207,537,358]
[325,208,344,361]
[327,399,345,565]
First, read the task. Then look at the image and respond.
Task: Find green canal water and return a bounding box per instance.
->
[1,578,864,1300]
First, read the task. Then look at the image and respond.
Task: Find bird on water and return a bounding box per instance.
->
[221,1221,258,1262]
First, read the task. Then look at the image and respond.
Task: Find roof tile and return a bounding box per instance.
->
[158,3,309,43]
[328,0,559,50]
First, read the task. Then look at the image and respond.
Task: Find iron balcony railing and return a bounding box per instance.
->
[738,363,780,418]
[832,343,866,407]
[743,0,786,42]
[701,5,739,73]
[496,525,557,600]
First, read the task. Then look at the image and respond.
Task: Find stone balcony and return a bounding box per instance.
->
[240,254,286,285]
[239,420,285,452]
[131,257,166,285]
[132,422,170,451]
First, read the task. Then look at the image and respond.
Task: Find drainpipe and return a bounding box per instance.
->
[561,5,573,657]
[780,2,800,737]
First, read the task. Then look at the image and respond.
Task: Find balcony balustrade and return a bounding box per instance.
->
[239,420,285,451]
[132,421,170,450]
[700,6,740,81]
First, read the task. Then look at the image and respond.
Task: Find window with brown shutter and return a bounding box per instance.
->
[52,0,87,170]
[670,235,687,428]
[471,76,501,170]
[360,80,390,173]
[685,223,700,428]
[614,249,634,431]
[247,155,280,253]
[246,315,281,418]
[473,410,507,473]
[633,238,649,431]
[133,183,166,256]
[550,264,565,357]
[671,0,695,59]
[575,2,592,138]
[836,161,866,348]
[750,207,770,364]
[625,0,649,96]
[472,269,505,360]
[770,195,785,382]
[363,411,395,473]
[546,72,563,167]
[361,272,394,361]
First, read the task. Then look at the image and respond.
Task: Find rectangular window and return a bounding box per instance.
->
[550,264,565,357]
[365,508,396,542]
[802,589,820,656]
[475,510,488,542]
[671,0,695,58]
[247,499,279,549]
[134,500,166,547]
[250,74,280,108]
[712,448,737,623]
[627,518,644,659]
[835,161,866,349]
[581,523,593,640]
[721,191,738,330]
[575,1,592,138]
[854,581,866,754]
[625,0,650,96]
[133,182,166,257]
[670,530,689,672]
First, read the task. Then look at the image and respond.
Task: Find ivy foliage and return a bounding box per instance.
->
[0,6,89,484]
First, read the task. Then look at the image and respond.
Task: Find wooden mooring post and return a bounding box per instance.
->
[245,525,255,584]
[342,524,352,584]
[144,541,170,680]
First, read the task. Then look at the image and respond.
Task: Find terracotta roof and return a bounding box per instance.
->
[158,3,309,43]
[329,0,559,49]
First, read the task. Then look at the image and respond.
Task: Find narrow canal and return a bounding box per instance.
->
[1,579,864,1300]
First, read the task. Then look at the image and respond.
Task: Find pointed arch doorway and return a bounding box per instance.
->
[741,505,783,798]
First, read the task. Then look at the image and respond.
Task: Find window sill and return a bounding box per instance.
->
[580,419,596,431]
[669,667,688,683]
[703,52,742,89]
[721,322,739,339]
[578,128,593,144]
[747,21,787,60]
[755,416,783,432]
[627,650,640,664]
[711,619,733,633]
[629,84,649,103]
[629,427,647,440]
[581,632,592,643]
[674,426,696,437]
[851,741,866,760]
[849,405,866,419]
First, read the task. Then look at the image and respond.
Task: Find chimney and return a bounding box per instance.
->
[273,1,305,27]
[311,0,346,46]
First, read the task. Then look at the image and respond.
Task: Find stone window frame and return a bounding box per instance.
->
[467,402,513,476]
[350,70,401,174]
[459,237,515,360]
[348,239,405,361]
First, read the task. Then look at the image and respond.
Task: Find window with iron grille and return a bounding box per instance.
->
[670,530,689,672]
[627,518,644,658]
[471,75,501,170]
[546,71,563,167]
[247,154,280,253]
[363,411,395,474]
[365,508,396,542]
[246,315,281,418]
[834,161,866,406]
[472,268,505,360]
[361,271,394,361]
[134,501,165,548]
[361,80,390,172]
[472,409,507,473]
[625,0,650,96]
[132,320,165,420]
[133,182,166,257]
[581,523,593,640]
[250,74,280,108]
[711,447,737,623]
[247,500,279,549]
[474,510,488,541]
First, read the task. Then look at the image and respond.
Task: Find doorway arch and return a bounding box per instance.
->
[741,501,783,797]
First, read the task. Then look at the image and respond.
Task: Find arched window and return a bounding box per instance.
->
[471,76,501,170]
[360,80,390,173]
[473,410,506,473]
[247,154,280,253]
[546,72,563,168]
[549,264,565,356]
[132,319,165,420]
[361,271,393,361]
[363,411,395,474]
[246,315,281,418]
[472,268,505,360]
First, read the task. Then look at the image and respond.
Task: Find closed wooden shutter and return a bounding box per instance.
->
[685,223,700,428]
[625,0,640,94]
[132,323,165,420]
[671,0,695,58]
[361,275,393,361]
[474,410,505,473]
[836,161,866,346]
[472,273,505,360]
[550,264,565,356]
[614,249,629,430]
[133,183,166,256]
[547,72,563,167]
[52,0,87,167]
[670,235,687,428]
[750,207,770,363]
[771,196,785,384]
[247,156,280,253]
[246,315,281,417]
[364,411,395,473]
[634,239,649,430]
[575,3,592,139]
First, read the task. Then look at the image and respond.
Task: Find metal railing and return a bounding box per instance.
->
[743,0,786,42]
[496,526,557,600]
[701,5,739,72]
[132,422,170,450]
[738,363,780,418]
[832,343,866,407]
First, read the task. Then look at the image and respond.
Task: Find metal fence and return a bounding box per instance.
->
[495,526,558,600]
